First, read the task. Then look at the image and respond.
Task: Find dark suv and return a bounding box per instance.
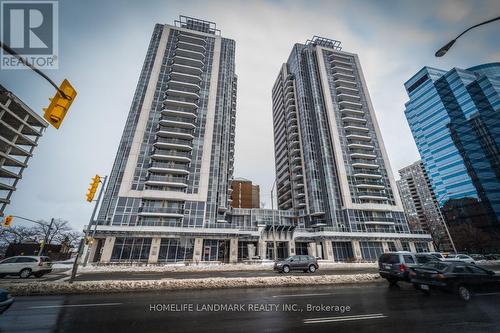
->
[378,251,420,285]
[274,255,318,273]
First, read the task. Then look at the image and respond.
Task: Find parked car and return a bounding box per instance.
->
[428,252,446,260]
[378,251,419,285]
[445,254,475,264]
[274,255,318,273]
[0,289,14,314]
[415,253,442,265]
[410,261,500,301]
[485,254,500,260]
[470,254,486,261]
[0,256,52,278]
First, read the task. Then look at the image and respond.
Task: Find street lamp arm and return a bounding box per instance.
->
[435,16,500,57]
[455,16,500,40]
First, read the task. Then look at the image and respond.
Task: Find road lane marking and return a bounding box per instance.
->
[304,313,387,324]
[272,293,333,298]
[475,292,500,296]
[29,302,122,309]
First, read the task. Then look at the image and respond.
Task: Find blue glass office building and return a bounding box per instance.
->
[404,63,500,229]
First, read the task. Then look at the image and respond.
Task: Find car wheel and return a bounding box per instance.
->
[0,274,5,278]
[458,285,472,301]
[282,265,290,274]
[413,283,420,290]
[420,289,430,296]
[387,278,398,286]
[308,265,316,273]
[19,268,32,279]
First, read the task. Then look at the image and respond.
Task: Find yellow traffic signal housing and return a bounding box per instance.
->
[2,215,13,227]
[86,175,101,202]
[43,79,77,129]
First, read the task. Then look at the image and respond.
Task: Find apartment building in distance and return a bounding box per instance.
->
[397,160,452,251]
[230,177,260,209]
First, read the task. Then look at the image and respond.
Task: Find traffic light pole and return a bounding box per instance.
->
[0,42,69,99]
[82,175,107,266]
[69,175,107,283]
[6,215,55,255]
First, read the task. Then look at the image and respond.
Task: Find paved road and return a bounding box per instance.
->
[2,282,500,333]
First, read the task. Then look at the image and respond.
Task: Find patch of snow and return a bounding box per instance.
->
[7,273,381,296]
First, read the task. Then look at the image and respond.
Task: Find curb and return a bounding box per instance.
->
[7,274,382,296]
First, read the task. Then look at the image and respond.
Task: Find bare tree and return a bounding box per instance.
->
[449,223,491,253]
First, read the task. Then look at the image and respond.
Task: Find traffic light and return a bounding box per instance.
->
[43,79,77,129]
[86,175,101,202]
[2,215,13,227]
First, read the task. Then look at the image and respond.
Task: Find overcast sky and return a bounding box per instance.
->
[1,0,499,231]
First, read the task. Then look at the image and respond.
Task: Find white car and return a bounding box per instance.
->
[0,256,53,278]
[446,254,475,264]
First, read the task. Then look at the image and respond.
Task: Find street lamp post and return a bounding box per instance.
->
[435,16,500,57]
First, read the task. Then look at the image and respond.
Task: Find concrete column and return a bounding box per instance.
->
[193,238,203,263]
[307,242,317,257]
[409,241,417,253]
[351,240,363,260]
[99,236,116,263]
[258,240,266,260]
[247,243,256,259]
[322,240,334,261]
[382,242,390,253]
[148,237,161,264]
[288,240,296,256]
[394,239,403,251]
[428,242,435,252]
[229,238,238,263]
[87,239,99,263]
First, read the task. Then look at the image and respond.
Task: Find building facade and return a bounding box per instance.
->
[88,26,433,264]
[397,160,452,250]
[91,16,238,263]
[267,36,432,258]
[0,85,47,215]
[404,63,499,238]
[230,177,260,209]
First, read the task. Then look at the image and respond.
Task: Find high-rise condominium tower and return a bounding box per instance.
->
[272,36,411,235]
[397,161,452,251]
[91,16,237,263]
